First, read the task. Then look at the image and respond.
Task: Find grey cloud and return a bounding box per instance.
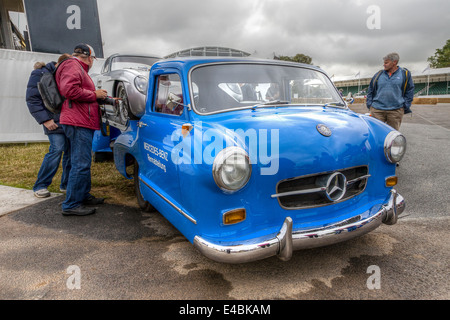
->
[97,0,450,77]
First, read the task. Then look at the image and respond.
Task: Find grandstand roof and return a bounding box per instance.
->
[334,67,450,84]
[421,66,450,75]
[334,66,450,97]
[164,46,251,58]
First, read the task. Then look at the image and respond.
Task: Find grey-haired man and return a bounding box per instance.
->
[366,53,414,131]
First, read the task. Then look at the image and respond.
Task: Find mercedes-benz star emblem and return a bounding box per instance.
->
[317,124,332,137]
[324,172,347,202]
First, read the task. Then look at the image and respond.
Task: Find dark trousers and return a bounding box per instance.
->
[33,133,70,192]
[62,125,94,210]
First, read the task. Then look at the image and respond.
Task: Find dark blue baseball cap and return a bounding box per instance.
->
[74,43,96,59]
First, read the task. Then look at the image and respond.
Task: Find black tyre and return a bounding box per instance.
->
[92,151,112,163]
[133,161,155,212]
[116,82,139,122]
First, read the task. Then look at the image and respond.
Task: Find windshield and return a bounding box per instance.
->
[110,56,159,72]
[190,63,344,114]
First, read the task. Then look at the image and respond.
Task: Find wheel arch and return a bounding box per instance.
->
[113,129,140,180]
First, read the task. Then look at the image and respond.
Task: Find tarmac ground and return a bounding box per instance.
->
[0,103,449,303]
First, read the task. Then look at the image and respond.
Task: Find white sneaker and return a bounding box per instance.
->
[34,189,50,198]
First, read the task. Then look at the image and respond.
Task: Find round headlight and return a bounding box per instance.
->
[384,131,407,163]
[134,76,148,94]
[213,147,252,192]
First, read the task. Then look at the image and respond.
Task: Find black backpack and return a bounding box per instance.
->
[37,58,76,113]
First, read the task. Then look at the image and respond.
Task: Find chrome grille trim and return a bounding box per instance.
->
[274,166,370,210]
[271,187,326,198]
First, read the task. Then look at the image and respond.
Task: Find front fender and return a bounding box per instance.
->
[113,120,141,179]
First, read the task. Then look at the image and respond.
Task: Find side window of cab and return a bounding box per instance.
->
[154,73,184,116]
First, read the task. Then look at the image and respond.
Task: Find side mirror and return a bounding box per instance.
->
[344,96,354,105]
[167,92,182,111]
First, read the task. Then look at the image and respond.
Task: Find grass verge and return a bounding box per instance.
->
[0,143,137,208]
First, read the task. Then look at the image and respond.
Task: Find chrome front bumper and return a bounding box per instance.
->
[193,190,405,264]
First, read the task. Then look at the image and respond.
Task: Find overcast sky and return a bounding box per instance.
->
[96,0,449,79]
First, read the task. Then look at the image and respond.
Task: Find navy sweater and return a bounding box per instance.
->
[25,62,64,135]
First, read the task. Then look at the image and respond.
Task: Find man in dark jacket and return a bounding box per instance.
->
[56,43,108,216]
[26,60,70,198]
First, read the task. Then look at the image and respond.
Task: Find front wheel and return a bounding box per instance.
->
[116,82,138,123]
[133,161,155,212]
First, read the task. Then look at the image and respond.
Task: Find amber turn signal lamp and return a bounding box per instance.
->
[223,209,246,225]
[385,176,398,187]
[181,123,193,138]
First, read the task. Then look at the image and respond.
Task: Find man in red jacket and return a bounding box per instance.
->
[56,43,108,216]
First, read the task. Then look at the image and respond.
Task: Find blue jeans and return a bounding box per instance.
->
[33,133,70,192]
[62,125,95,210]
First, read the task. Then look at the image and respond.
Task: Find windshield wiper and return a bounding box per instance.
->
[251,100,291,110]
[322,101,346,107]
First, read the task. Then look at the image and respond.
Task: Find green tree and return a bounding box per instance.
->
[427,39,450,68]
[274,53,313,65]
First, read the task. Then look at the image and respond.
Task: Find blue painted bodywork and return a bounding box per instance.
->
[113,57,401,259]
[92,123,122,153]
